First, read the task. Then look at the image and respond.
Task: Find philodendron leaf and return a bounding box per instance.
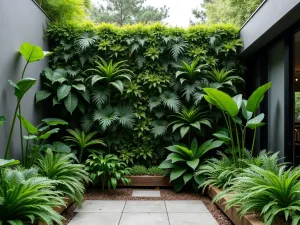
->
[64,92,78,114]
[0,159,20,168]
[57,84,71,101]
[203,88,238,117]
[246,113,265,129]
[0,116,5,126]
[9,78,36,100]
[246,82,272,112]
[170,167,187,182]
[17,115,38,134]
[35,90,51,103]
[19,42,51,62]
[42,118,68,126]
[72,84,86,92]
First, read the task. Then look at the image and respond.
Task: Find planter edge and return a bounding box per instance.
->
[119,175,172,187]
[206,185,264,225]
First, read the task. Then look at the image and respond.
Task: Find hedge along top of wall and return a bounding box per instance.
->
[46,23,241,70]
[42,22,243,165]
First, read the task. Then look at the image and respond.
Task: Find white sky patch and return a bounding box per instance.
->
[91,0,203,27]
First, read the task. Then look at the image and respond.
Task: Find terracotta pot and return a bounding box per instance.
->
[206,185,264,225]
[119,175,172,187]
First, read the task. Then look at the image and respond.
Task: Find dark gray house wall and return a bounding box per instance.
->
[241,0,300,163]
[0,0,49,159]
[241,0,300,57]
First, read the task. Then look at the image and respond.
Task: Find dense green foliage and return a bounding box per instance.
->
[215,165,300,225]
[36,0,91,24]
[41,23,243,166]
[0,167,64,225]
[160,138,223,192]
[36,150,90,205]
[192,0,263,27]
[90,0,169,25]
[85,152,131,190]
[129,165,165,175]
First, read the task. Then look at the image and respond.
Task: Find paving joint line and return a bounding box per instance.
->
[164,200,171,225]
[117,200,127,225]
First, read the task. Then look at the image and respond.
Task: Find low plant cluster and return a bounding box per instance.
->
[130,165,165,176]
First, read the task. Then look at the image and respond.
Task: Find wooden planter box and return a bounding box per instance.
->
[206,185,264,225]
[120,175,172,187]
[38,197,73,225]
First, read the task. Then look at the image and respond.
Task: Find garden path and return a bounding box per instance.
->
[69,199,219,225]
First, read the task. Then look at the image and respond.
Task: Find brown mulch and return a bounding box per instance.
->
[62,188,233,225]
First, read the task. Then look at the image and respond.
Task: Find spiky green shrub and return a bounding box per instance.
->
[197,151,283,190]
[36,150,90,205]
[0,167,64,225]
[215,165,300,225]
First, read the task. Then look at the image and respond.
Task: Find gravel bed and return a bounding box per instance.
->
[62,188,233,225]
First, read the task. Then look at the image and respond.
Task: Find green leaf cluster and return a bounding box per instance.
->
[41,23,243,165]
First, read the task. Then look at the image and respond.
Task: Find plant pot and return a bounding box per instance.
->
[206,185,264,225]
[38,197,73,225]
[119,175,172,187]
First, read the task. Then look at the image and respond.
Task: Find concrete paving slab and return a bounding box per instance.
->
[119,213,169,225]
[124,201,166,212]
[132,190,161,197]
[68,212,121,225]
[168,212,218,225]
[74,200,126,213]
[165,200,209,213]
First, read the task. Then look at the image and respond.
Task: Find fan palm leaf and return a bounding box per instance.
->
[64,128,106,162]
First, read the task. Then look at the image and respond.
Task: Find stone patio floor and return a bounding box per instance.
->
[69,200,219,225]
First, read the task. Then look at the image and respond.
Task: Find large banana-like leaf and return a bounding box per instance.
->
[203,88,238,117]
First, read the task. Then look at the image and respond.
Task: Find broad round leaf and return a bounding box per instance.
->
[19,42,45,62]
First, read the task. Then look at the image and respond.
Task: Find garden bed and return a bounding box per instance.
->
[38,197,73,225]
[120,175,172,187]
[206,185,264,225]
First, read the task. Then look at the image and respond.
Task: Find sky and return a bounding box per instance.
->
[91,0,202,27]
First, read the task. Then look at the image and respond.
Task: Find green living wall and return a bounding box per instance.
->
[40,23,243,166]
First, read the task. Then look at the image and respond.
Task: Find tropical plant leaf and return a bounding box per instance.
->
[246,82,272,112]
[64,92,78,114]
